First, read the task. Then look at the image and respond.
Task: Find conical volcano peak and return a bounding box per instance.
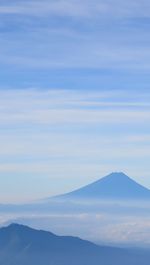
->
[108,172,128,177]
[58,172,150,201]
[105,172,131,179]
[100,172,133,184]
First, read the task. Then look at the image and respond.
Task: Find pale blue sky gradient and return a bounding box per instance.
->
[0,1,150,202]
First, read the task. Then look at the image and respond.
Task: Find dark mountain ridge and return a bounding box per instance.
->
[0,223,150,265]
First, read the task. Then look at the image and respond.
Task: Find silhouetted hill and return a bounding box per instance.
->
[0,223,149,265]
[57,172,150,200]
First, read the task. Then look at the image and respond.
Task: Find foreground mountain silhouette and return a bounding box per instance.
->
[57,172,150,200]
[0,223,149,265]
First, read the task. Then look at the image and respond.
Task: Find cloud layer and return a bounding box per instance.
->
[0,0,150,87]
[0,88,150,202]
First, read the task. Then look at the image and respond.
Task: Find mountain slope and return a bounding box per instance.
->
[0,223,149,265]
[57,172,150,200]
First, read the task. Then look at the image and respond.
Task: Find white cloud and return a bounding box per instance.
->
[0,88,150,126]
[0,88,150,202]
[1,1,150,73]
[2,211,150,247]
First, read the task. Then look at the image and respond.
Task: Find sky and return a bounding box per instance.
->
[0,0,150,203]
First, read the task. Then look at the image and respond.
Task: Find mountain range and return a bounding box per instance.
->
[0,223,149,265]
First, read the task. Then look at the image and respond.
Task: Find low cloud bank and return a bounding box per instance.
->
[0,200,150,247]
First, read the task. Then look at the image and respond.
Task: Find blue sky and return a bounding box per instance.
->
[0,0,150,202]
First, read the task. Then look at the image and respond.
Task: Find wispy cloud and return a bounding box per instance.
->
[0,1,91,18]
[0,1,150,202]
[0,89,150,126]
[1,0,150,19]
[0,0,150,73]
[2,210,150,247]
[0,88,149,202]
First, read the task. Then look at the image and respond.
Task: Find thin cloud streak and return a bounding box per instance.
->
[0,89,150,126]
[0,1,150,75]
[0,88,150,201]
[1,0,150,19]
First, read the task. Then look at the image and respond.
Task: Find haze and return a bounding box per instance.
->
[0,1,150,202]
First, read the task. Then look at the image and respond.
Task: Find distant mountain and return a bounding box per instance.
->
[57,172,150,201]
[0,223,149,265]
